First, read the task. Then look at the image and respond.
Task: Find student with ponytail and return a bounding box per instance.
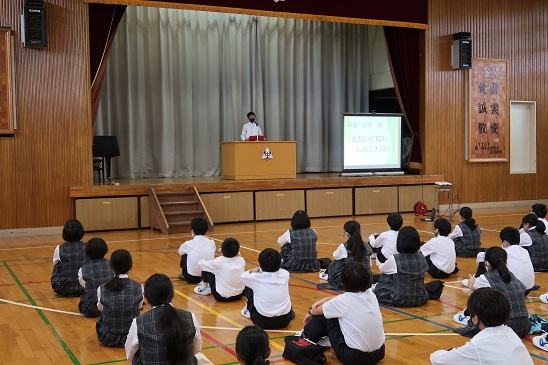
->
[235,326,271,365]
[96,249,144,347]
[125,273,202,365]
[454,246,530,338]
[318,220,373,290]
[521,214,548,271]
[449,207,482,257]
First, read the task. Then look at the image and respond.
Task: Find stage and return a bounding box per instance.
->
[69,173,444,231]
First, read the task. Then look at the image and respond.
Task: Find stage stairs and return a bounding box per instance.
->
[149,187,213,234]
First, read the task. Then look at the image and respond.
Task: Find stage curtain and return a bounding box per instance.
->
[95,7,369,178]
[89,4,126,129]
[383,26,423,166]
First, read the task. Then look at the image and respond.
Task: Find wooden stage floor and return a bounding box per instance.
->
[71,172,444,198]
[0,207,548,364]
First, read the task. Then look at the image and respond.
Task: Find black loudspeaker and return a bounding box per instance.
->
[451,32,471,69]
[22,0,46,47]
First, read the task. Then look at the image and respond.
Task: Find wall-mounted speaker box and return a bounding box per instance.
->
[451,32,472,69]
[21,0,46,48]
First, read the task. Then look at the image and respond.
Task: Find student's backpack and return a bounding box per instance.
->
[282,336,327,365]
[425,280,445,300]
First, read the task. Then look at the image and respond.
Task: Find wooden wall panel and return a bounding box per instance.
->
[0,1,92,229]
[423,0,548,203]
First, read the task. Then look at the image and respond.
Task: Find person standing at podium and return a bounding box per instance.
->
[241,111,265,141]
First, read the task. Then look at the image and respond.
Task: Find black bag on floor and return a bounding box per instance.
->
[425,280,445,300]
[282,336,326,365]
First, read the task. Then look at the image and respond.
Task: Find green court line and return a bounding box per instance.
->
[3,261,81,365]
[87,359,126,365]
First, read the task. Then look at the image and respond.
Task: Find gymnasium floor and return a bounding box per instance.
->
[1,207,547,364]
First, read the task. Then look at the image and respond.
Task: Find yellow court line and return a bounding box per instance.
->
[174,289,285,351]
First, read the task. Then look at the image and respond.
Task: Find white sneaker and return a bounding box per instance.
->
[533,334,548,352]
[241,306,251,319]
[453,310,470,325]
[319,270,328,280]
[193,282,211,295]
[461,279,469,287]
[540,293,548,304]
[318,336,331,348]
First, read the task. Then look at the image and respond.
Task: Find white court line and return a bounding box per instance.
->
[444,284,471,292]
[200,325,457,336]
[0,298,83,316]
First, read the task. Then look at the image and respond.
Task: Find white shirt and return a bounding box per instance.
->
[378,254,398,275]
[53,245,60,264]
[369,230,399,260]
[448,224,463,240]
[125,305,202,361]
[430,325,533,365]
[333,243,348,260]
[178,235,216,277]
[198,255,246,298]
[240,122,263,140]
[519,229,532,247]
[322,289,385,352]
[96,274,144,311]
[421,235,456,274]
[240,269,291,317]
[540,217,548,228]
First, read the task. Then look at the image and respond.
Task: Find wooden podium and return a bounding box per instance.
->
[221,141,296,180]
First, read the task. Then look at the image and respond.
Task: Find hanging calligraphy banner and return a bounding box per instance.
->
[0,29,15,135]
[467,58,508,162]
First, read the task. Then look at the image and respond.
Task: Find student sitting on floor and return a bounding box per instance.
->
[302,262,385,365]
[531,202,548,227]
[374,226,429,307]
[277,210,320,273]
[455,246,530,338]
[420,217,458,279]
[177,217,216,283]
[51,219,88,297]
[317,220,372,290]
[78,238,112,317]
[449,207,482,258]
[521,214,548,272]
[235,326,271,365]
[431,287,533,365]
[194,237,246,301]
[368,212,403,264]
[96,249,144,347]
[462,227,535,293]
[125,273,203,365]
[240,248,295,329]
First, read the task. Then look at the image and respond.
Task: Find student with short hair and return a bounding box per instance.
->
[531,203,548,227]
[96,249,144,347]
[240,248,294,329]
[51,219,88,297]
[449,207,482,257]
[463,227,534,292]
[194,237,246,301]
[78,238,112,317]
[235,326,271,365]
[277,210,320,272]
[420,218,458,279]
[318,220,372,290]
[302,262,385,365]
[521,214,548,272]
[125,273,202,364]
[431,288,533,365]
[374,226,429,307]
[368,212,403,263]
[455,247,530,338]
[178,217,216,283]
